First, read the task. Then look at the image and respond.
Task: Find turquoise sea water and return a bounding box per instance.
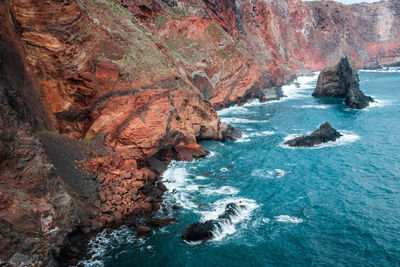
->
[82,70,400,266]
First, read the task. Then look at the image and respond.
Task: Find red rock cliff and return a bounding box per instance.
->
[0,0,399,264]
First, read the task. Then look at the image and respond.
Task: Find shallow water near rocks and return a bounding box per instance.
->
[81,71,400,266]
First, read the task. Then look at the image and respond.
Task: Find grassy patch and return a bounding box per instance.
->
[35,130,49,136]
[171,6,188,19]
[205,22,226,42]
[155,16,168,27]
[82,137,94,143]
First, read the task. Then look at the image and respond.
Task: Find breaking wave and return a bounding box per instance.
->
[200,198,259,241]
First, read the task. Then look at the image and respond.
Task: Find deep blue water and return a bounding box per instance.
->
[82,71,400,266]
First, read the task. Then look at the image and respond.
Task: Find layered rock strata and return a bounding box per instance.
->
[0,0,399,264]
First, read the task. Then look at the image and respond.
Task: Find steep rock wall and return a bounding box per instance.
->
[0,0,400,264]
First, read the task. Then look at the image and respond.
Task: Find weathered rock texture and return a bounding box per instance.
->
[0,53,80,265]
[313,57,374,109]
[0,0,399,264]
[284,122,342,147]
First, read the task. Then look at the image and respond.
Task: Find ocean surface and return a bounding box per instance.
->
[81,69,400,266]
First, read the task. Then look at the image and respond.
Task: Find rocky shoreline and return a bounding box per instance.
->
[0,0,400,265]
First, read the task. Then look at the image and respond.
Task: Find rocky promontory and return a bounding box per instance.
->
[284,122,342,147]
[313,57,374,109]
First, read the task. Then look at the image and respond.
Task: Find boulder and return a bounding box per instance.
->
[137,225,151,238]
[181,220,216,242]
[313,57,374,109]
[284,122,342,147]
[182,203,243,242]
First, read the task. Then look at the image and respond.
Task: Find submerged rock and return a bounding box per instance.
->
[284,122,342,147]
[313,57,374,109]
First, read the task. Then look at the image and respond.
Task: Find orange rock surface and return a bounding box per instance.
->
[0,0,399,264]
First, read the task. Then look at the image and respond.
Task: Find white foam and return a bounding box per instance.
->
[281,72,320,100]
[297,104,331,109]
[360,67,400,73]
[195,175,208,180]
[162,163,189,191]
[217,105,248,116]
[199,198,259,241]
[366,98,392,109]
[220,117,268,124]
[234,133,250,143]
[208,151,217,157]
[267,169,288,177]
[281,130,360,149]
[248,131,275,137]
[162,162,197,210]
[220,167,229,172]
[235,131,275,143]
[202,186,239,196]
[78,226,135,266]
[251,168,288,179]
[275,215,304,224]
[262,218,271,224]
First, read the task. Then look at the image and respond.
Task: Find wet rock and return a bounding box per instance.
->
[181,220,216,242]
[157,182,168,192]
[221,125,242,141]
[217,203,241,222]
[137,225,151,238]
[182,203,243,242]
[175,142,209,162]
[284,122,342,147]
[313,57,374,109]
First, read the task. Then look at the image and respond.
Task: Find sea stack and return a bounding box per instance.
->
[284,122,342,147]
[312,57,374,109]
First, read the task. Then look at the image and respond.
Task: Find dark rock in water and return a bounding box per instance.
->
[217,203,241,222]
[182,203,244,242]
[313,57,374,109]
[137,225,151,238]
[181,220,216,242]
[221,125,242,141]
[345,86,374,109]
[284,122,342,147]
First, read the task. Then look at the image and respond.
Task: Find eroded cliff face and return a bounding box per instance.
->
[0,0,399,264]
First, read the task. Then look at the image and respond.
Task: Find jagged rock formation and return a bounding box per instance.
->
[313,57,374,109]
[0,0,399,264]
[284,122,342,147]
[182,203,242,242]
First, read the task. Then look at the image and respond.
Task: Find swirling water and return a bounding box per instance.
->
[83,71,400,266]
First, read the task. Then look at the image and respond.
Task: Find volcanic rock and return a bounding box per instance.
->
[182,203,242,242]
[313,57,374,109]
[181,220,216,242]
[284,122,342,147]
[137,225,152,238]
